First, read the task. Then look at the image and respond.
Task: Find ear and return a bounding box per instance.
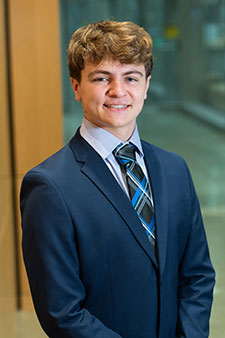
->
[144,75,151,100]
[71,77,81,101]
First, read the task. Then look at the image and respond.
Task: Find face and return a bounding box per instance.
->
[71,59,150,141]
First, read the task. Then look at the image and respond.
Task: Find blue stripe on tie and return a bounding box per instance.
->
[131,185,142,206]
[128,171,145,209]
[133,188,146,212]
[118,158,130,165]
[140,177,151,200]
[140,176,147,189]
[149,214,155,228]
[137,213,155,239]
[140,177,151,199]
[141,212,154,229]
[119,155,132,162]
[127,169,151,203]
[138,212,155,231]
[126,167,142,186]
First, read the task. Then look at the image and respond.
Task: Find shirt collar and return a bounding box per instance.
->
[80,117,144,160]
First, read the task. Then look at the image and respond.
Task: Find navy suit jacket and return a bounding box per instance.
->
[21,129,215,338]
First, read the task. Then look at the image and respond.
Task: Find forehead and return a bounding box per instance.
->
[82,58,146,77]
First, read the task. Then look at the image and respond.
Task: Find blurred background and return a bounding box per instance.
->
[0,0,224,337]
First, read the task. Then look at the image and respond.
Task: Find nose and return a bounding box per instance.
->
[107,79,126,98]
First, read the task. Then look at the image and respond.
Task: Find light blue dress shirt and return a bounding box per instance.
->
[80,118,153,205]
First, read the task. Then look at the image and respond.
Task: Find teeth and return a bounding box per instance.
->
[105,104,128,108]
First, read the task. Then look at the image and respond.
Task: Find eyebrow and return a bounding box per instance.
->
[88,69,144,79]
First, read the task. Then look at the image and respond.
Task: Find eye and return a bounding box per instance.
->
[126,77,138,82]
[93,77,108,82]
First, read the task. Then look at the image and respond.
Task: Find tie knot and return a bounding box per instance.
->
[113,143,137,167]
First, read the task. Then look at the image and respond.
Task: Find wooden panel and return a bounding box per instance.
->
[0,179,17,311]
[0,0,17,316]
[8,0,63,309]
[9,0,63,175]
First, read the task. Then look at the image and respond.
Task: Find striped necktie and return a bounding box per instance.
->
[114,143,156,246]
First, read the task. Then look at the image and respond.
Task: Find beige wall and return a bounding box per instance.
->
[2,0,63,310]
[0,0,17,335]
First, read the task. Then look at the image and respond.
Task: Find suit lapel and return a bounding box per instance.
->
[142,141,168,278]
[70,130,158,267]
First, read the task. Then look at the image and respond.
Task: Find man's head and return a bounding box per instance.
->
[68,21,153,140]
[68,20,153,83]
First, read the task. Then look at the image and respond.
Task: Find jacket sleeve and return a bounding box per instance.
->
[176,162,215,338]
[20,172,122,338]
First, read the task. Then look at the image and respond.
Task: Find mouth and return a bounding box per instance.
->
[103,104,130,109]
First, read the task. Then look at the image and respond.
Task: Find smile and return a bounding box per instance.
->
[104,104,129,108]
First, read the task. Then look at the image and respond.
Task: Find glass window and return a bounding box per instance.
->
[60,0,225,142]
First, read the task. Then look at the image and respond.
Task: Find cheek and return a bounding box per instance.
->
[81,93,103,113]
[86,90,102,103]
[80,93,93,107]
[135,92,146,105]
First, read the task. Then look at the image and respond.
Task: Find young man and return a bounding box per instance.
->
[21,21,215,338]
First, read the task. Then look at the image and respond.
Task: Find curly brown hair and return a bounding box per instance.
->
[68,20,153,82]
